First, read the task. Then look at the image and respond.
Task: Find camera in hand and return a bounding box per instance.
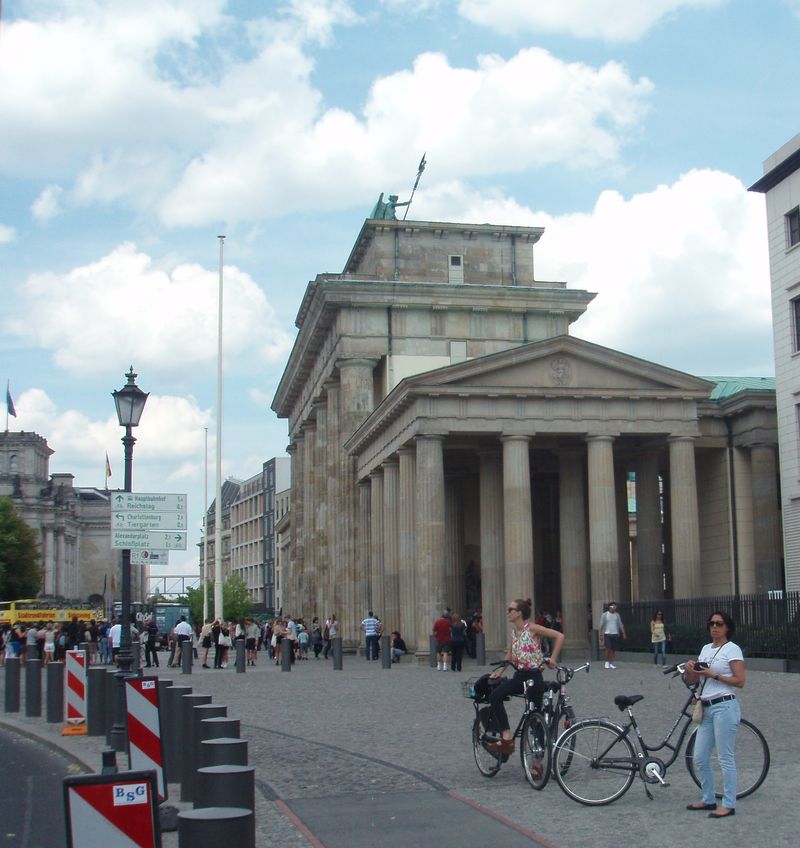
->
[695,661,709,669]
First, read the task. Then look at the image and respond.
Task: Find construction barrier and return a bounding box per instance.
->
[125,676,167,801]
[63,770,160,848]
[64,649,87,736]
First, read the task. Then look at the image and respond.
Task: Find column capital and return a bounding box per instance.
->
[585,434,616,445]
[369,467,385,480]
[286,442,298,455]
[396,444,416,457]
[311,396,327,413]
[381,457,399,470]
[357,478,371,491]
[500,434,531,445]
[415,433,446,444]
[322,376,339,391]
[335,357,380,371]
[667,434,697,445]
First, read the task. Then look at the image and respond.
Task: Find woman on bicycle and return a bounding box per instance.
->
[486,598,564,755]
[683,610,745,819]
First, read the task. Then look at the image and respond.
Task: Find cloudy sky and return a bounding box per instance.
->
[1,0,797,580]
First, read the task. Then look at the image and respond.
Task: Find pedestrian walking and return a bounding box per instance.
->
[432,611,452,671]
[361,611,381,661]
[599,601,626,668]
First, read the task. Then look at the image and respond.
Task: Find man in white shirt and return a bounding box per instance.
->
[174,616,194,665]
[109,619,122,664]
[599,602,626,669]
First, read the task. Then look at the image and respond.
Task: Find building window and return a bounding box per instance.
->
[448,254,464,284]
[793,298,800,352]
[787,207,800,249]
[450,340,467,363]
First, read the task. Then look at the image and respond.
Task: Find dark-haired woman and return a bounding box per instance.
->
[651,610,669,666]
[683,611,745,819]
[486,598,564,756]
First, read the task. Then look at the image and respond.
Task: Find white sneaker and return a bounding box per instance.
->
[609,663,617,669]
[443,665,449,671]
[604,661,610,669]
[437,662,442,670]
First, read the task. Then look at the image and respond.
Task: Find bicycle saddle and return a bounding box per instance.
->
[614,695,644,710]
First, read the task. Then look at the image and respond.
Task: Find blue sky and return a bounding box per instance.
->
[1,0,798,579]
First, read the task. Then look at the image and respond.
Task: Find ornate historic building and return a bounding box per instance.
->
[272,217,781,655]
[0,430,134,607]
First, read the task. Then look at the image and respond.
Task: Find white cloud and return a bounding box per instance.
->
[6,243,294,375]
[0,224,16,243]
[458,0,725,41]
[0,5,652,227]
[31,184,63,222]
[413,169,772,375]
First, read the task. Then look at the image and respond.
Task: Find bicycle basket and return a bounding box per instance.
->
[462,679,480,699]
[468,673,499,703]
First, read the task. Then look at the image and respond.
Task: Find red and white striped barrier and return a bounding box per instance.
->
[125,676,166,801]
[63,649,87,735]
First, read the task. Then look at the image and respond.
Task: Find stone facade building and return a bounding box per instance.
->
[751,132,800,592]
[272,217,781,655]
[0,430,135,607]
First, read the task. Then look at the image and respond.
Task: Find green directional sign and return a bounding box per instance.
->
[112,493,187,512]
[111,529,188,550]
[112,511,186,531]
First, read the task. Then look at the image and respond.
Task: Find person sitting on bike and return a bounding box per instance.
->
[486,597,564,755]
[683,610,745,819]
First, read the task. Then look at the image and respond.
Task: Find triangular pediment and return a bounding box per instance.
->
[405,336,714,397]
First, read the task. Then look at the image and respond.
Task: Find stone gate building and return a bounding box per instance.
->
[272,217,782,655]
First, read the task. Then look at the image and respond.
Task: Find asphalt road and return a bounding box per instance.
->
[0,725,87,848]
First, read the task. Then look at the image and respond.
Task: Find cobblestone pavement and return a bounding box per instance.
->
[2,651,798,847]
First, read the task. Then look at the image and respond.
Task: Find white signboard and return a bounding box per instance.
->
[112,493,187,512]
[130,550,169,565]
[112,511,186,531]
[112,529,187,550]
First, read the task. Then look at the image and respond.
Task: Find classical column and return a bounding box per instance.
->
[325,380,340,622]
[415,435,446,655]
[444,477,465,614]
[397,447,416,648]
[301,419,317,617]
[42,527,54,596]
[356,480,371,621]
[383,460,401,631]
[668,436,701,598]
[558,449,588,654]
[615,462,631,605]
[369,469,385,618]
[55,528,66,598]
[479,449,505,653]
[501,435,534,605]
[290,433,305,615]
[313,400,329,618]
[636,451,663,601]
[750,444,783,593]
[336,359,378,646]
[586,435,619,628]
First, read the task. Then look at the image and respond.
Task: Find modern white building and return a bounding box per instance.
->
[751,132,800,592]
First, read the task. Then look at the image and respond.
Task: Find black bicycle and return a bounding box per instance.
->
[465,661,588,790]
[552,662,770,806]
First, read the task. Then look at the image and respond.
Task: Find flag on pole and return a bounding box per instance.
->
[6,382,16,417]
[105,453,112,478]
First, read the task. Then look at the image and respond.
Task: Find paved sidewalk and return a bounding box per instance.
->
[2,652,798,847]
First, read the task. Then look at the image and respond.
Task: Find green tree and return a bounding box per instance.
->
[0,497,42,600]
[186,576,252,625]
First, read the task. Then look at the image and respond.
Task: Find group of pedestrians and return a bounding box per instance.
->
[0,617,116,666]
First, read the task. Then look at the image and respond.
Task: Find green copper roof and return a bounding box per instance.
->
[702,376,776,401]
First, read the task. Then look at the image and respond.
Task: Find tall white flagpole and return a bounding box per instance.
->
[203,426,209,624]
[214,235,225,621]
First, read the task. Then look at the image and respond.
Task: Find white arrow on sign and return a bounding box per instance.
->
[111,529,188,551]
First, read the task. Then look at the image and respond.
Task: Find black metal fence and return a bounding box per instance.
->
[616,592,800,664]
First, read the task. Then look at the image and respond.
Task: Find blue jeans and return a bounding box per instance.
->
[652,640,667,664]
[693,698,740,808]
[365,634,378,660]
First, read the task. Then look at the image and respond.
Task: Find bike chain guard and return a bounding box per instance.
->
[640,757,668,785]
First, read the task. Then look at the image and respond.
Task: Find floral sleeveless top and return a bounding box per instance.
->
[511,622,545,670]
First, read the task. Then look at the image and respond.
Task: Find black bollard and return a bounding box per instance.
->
[475,632,486,666]
[87,667,107,735]
[332,637,343,670]
[190,705,227,801]
[429,635,438,668]
[163,685,193,784]
[280,637,292,672]
[4,657,21,713]
[180,694,212,802]
[25,659,42,717]
[590,629,600,662]
[235,639,245,673]
[380,634,391,669]
[157,678,173,778]
[177,807,254,848]
[101,749,118,774]
[46,661,64,723]
[104,669,117,744]
[195,765,255,811]
[181,640,193,674]
[199,737,248,769]
[199,716,240,743]
[131,637,141,673]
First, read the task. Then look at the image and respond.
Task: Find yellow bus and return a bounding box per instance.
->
[0,599,104,624]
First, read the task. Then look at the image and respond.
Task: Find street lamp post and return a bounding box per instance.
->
[109,366,149,753]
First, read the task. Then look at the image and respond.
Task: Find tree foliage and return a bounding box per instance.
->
[186,575,253,625]
[0,497,42,600]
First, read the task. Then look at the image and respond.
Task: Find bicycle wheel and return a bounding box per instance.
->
[553,719,637,806]
[472,707,501,777]
[554,706,577,777]
[685,717,770,799]
[521,712,551,790]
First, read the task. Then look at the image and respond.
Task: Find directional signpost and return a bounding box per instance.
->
[111,493,187,551]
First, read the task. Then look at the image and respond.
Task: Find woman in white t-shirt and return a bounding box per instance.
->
[683,611,745,819]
